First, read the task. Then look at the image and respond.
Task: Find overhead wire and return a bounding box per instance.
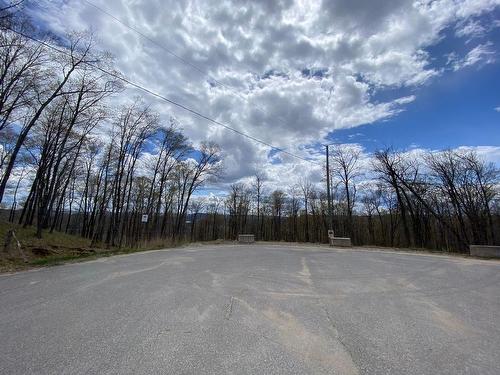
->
[81,0,294,129]
[3,26,320,165]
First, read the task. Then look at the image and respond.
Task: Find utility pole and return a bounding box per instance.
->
[325,145,333,232]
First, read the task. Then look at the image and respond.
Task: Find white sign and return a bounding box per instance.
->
[141,214,149,223]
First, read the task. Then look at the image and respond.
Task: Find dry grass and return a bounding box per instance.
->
[0,221,183,272]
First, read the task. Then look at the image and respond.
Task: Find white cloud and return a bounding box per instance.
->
[23,0,500,189]
[455,19,487,39]
[454,145,500,164]
[451,42,496,70]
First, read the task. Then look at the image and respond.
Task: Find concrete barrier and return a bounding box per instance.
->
[238,234,255,244]
[329,237,352,247]
[469,245,500,258]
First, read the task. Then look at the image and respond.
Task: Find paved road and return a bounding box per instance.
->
[1,244,499,374]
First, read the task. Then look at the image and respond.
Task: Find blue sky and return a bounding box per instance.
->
[329,8,500,154]
[330,60,500,152]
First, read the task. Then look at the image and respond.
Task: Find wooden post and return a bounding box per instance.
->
[3,229,28,262]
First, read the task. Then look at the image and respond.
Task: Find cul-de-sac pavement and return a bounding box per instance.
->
[1,244,499,374]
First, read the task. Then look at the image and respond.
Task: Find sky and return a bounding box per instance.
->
[22,0,500,191]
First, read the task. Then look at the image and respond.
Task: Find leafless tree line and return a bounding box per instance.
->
[0,11,221,247]
[187,146,498,253]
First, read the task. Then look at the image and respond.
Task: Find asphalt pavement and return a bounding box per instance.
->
[1,243,499,374]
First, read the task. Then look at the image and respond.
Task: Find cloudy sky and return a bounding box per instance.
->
[25,0,500,190]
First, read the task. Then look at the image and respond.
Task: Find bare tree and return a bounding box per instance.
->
[299,178,313,242]
[252,173,264,240]
[107,100,158,247]
[271,189,286,241]
[329,144,361,239]
[173,142,221,239]
[0,31,112,203]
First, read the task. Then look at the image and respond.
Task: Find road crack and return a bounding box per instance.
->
[320,303,360,374]
[224,296,235,320]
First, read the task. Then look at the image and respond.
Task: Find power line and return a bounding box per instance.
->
[81,0,292,128]
[4,26,320,165]
[83,0,208,78]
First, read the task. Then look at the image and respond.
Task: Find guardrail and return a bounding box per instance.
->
[470,245,500,259]
[238,234,255,244]
[329,237,352,247]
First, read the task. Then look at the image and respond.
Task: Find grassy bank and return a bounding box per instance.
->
[0,221,180,272]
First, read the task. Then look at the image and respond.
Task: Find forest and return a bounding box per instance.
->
[197,146,499,253]
[0,10,221,248]
[0,8,498,253]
